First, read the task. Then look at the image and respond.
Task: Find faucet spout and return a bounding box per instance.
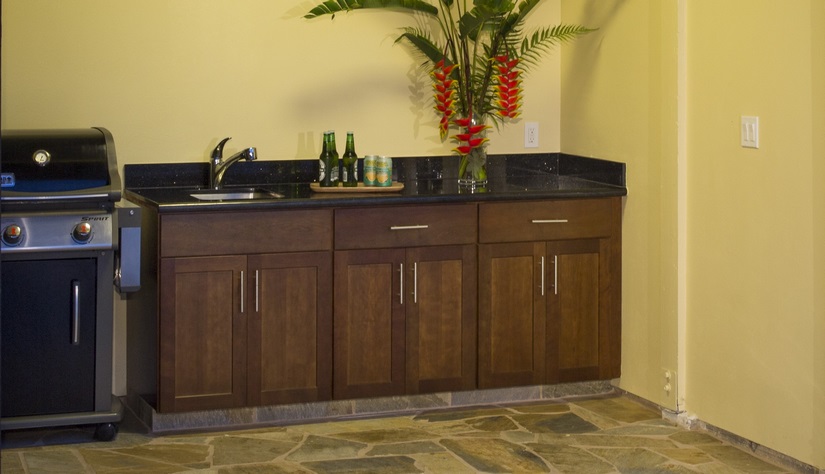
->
[209,137,257,189]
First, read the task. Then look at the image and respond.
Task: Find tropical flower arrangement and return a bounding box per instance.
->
[305,0,593,186]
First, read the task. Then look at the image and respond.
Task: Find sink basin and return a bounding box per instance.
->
[190,188,284,201]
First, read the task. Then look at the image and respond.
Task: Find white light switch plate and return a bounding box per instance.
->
[741,116,759,149]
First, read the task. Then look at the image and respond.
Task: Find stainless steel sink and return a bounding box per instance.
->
[190,188,284,201]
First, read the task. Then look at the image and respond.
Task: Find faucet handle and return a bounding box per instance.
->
[211,137,232,161]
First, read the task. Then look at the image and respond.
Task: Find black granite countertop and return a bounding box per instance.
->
[124,153,626,212]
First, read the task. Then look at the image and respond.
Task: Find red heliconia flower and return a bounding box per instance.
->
[451,114,490,156]
[453,116,472,127]
[494,54,522,118]
[432,59,458,139]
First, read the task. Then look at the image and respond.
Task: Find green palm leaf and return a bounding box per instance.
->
[396,29,445,64]
[305,0,438,19]
[515,24,595,68]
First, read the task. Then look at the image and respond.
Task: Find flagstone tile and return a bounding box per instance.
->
[302,455,422,473]
[513,412,600,434]
[411,451,476,473]
[210,435,302,465]
[465,415,519,432]
[78,448,193,473]
[17,449,89,474]
[654,447,716,465]
[573,397,661,423]
[365,440,444,456]
[528,444,616,474]
[566,434,677,449]
[669,430,726,446]
[440,437,551,472]
[285,435,366,462]
[583,446,674,471]
[700,445,789,472]
[329,427,437,444]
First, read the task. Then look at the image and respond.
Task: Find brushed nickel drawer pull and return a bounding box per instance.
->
[240,270,245,314]
[255,270,260,313]
[531,219,569,224]
[413,262,418,304]
[390,225,430,231]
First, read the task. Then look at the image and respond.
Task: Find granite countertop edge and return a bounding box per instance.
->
[124,153,627,212]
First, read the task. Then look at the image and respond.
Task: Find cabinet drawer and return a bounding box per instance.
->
[479,198,617,243]
[161,209,332,257]
[335,204,477,249]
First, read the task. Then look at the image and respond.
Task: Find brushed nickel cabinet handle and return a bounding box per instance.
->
[531,219,569,224]
[240,270,245,314]
[255,270,260,313]
[390,225,430,231]
[553,255,559,295]
[413,262,418,304]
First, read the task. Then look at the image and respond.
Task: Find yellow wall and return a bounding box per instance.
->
[4,0,824,469]
[686,1,824,467]
[561,0,682,410]
[563,0,824,469]
[1,0,563,161]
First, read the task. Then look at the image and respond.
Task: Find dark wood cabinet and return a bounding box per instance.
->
[158,255,247,412]
[144,196,620,413]
[247,252,332,406]
[157,210,333,413]
[478,198,622,389]
[332,248,406,399]
[405,244,477,394]
[333,204,477,399]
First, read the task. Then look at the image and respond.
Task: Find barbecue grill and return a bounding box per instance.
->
[0,127,140,441]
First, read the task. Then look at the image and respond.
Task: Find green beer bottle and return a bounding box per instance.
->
[328,131,340,186]
[318,131,333,187]
[342,132,358,187]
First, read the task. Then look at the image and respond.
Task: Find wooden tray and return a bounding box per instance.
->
[310,182,404,193]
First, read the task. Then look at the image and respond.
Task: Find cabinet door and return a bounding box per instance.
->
[247,252,333,405]
[406,245,477,394]
[159,255,247,413]
[478,242,546,389]
[333,249,406,399]
[545,239,621,382]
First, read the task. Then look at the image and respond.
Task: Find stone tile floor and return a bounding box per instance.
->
[1,393,792,473]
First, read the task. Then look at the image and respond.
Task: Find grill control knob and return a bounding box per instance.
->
[72,222,93,244]
[2,224,23,246]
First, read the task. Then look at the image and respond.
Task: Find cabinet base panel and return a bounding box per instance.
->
[127,380,616,434]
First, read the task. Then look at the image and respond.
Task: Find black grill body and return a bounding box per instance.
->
[1,127,139,441]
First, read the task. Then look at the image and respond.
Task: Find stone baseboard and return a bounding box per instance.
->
[126,380,615,435]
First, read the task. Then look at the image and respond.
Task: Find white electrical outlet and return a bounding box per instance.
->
[524,122,539,148]
[741,116,759,148]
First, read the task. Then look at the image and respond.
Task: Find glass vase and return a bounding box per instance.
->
[457,114,488,189]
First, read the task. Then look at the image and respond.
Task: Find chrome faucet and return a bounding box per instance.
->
[209,137,257,189]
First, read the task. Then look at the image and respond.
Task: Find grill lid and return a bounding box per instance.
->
[1,127,122,211]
